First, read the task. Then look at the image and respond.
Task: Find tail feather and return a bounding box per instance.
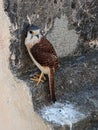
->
[49,68,56,103]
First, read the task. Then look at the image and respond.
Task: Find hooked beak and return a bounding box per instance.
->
[36,35,39,38]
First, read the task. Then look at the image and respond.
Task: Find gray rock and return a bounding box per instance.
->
[47,15,78,57]
[3,0,98,129]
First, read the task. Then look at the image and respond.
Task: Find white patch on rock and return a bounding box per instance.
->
[89,39,98,48]
[40,102,86,129]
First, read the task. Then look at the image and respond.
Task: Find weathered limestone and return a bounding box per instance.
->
[47,14,78,57]
[0,1,51,130]
[2,0,98,130]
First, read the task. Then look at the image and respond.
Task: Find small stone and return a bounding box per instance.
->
[69,80,73,84]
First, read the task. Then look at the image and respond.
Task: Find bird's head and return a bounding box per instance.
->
[25,25,42,47]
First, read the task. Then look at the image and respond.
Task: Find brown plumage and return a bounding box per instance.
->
[30,36,58,102]
[30,36,58,69]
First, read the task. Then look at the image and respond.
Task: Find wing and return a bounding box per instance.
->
[38,36,58,58]
[30,37,58,69]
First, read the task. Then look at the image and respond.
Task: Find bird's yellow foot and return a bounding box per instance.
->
[33,73,46,80]
[30,73,46,85]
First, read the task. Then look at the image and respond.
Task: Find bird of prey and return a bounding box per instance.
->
[25,25,58,102]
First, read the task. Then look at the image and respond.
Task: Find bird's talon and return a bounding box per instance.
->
[30,78,37,81]
[33,74,40,79]
[30,72,46,84]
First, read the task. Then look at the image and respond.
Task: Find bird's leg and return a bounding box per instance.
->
[30,72,46,85]
[41,73,46,81]
[37,72,44,85]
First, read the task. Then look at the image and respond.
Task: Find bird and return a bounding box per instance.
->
[25,25,58,102]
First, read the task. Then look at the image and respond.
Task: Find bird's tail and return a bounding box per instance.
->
[49,68,56,103]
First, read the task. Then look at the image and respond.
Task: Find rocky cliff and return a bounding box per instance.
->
[2,0,98,129]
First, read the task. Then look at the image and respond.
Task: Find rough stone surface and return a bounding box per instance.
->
[3,0,98,130]
[47,15,78,57]
[0,1,51,130]
[22,52,98,129]
[3,0,79,75]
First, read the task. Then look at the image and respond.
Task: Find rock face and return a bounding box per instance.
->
[0,0,51,130]
[3,0,98,130]
[3,0,98,75]
[47,15,78,57]
[3,0,79,75]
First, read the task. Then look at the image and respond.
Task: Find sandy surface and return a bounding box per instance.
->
[0,1,51,130]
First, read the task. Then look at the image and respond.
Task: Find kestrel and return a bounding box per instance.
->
[25,25,58,102]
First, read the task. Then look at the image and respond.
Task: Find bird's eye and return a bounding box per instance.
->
[29,31,32,34]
